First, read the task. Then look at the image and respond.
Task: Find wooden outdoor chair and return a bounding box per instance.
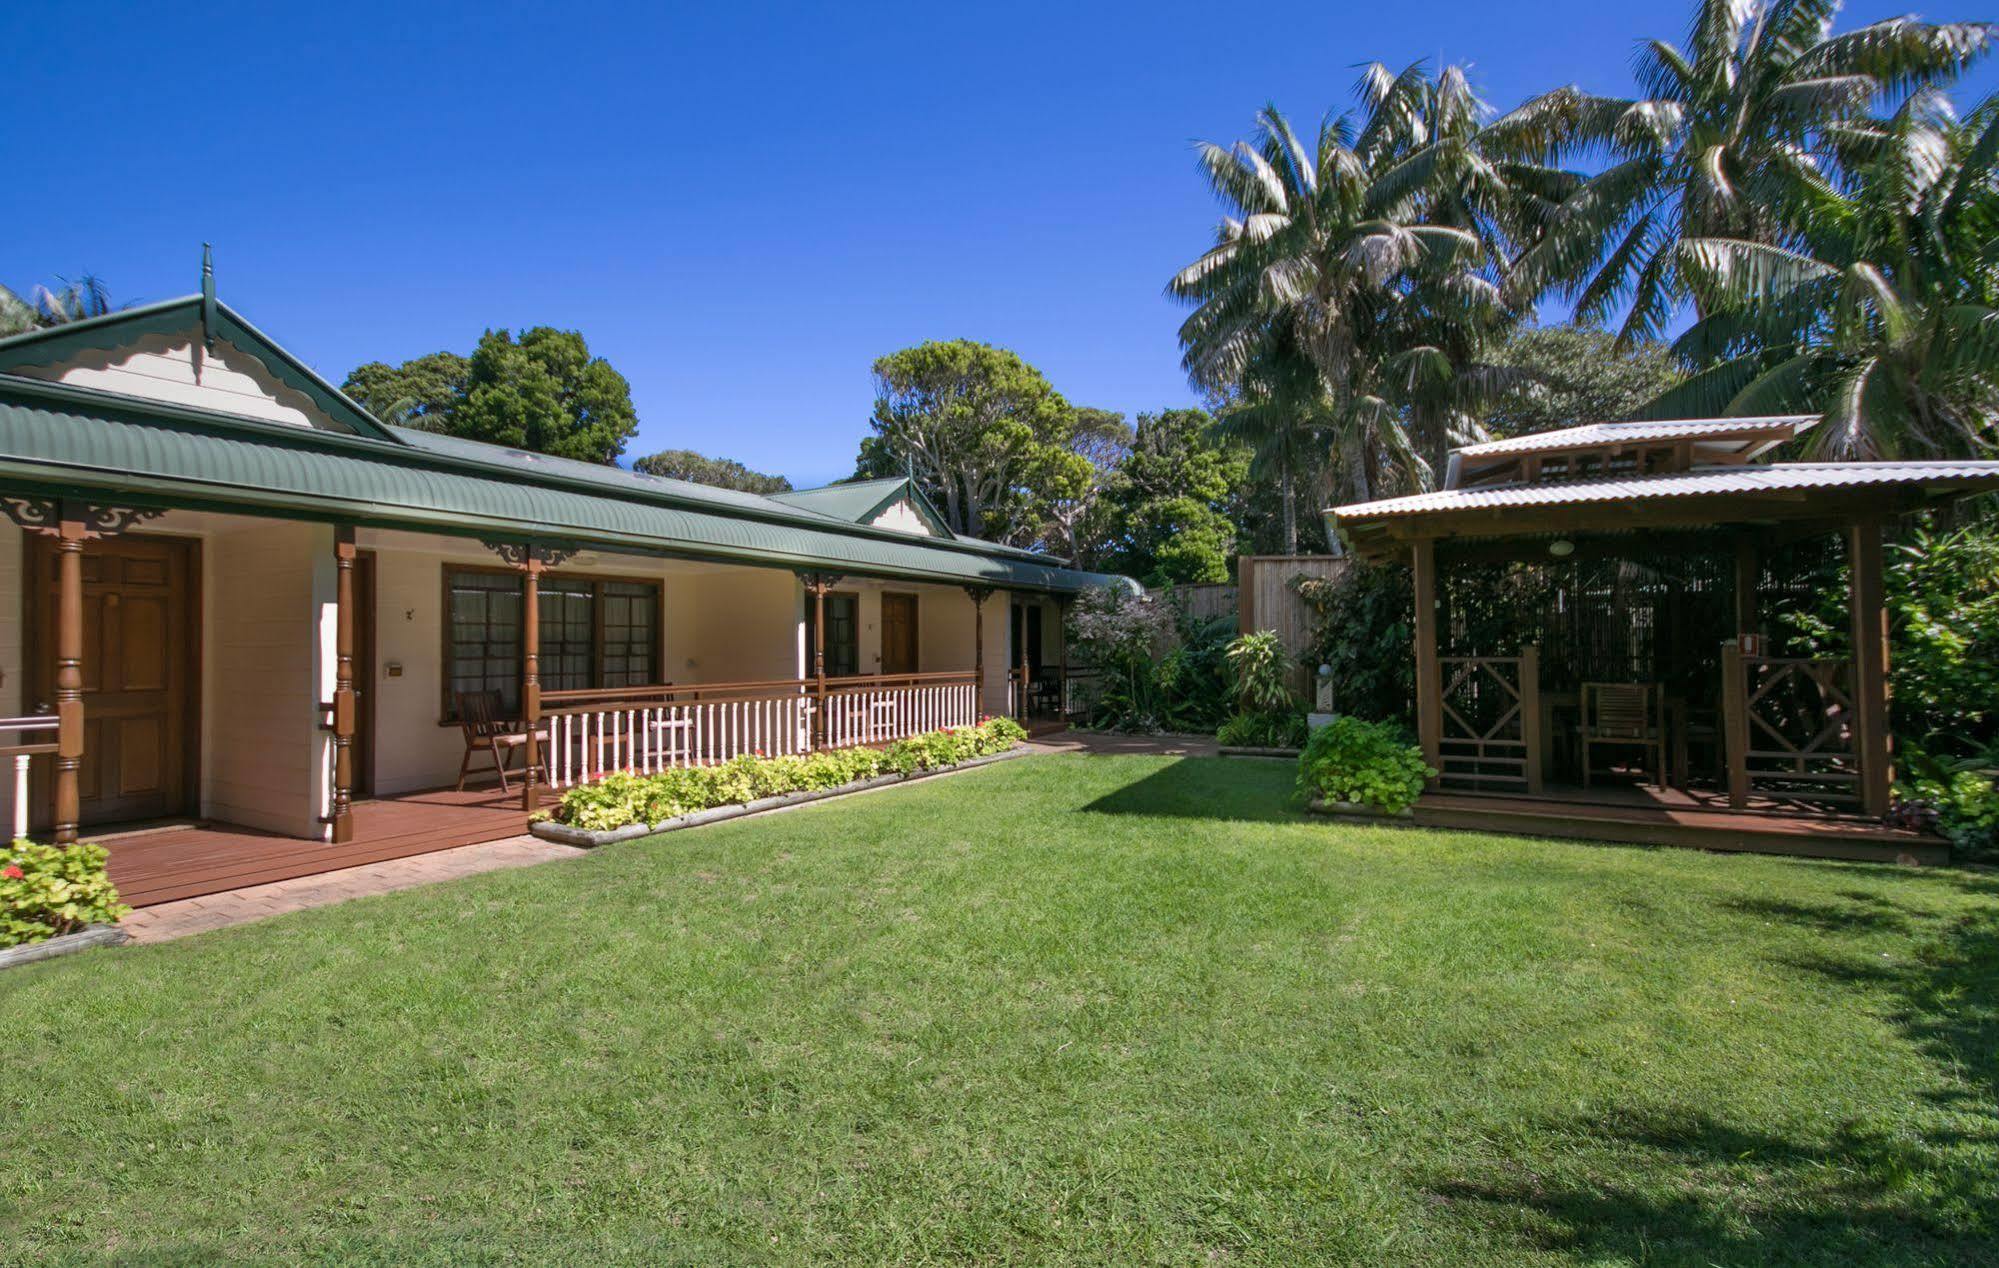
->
[1580,682,1665,788]
[453,690,548,793]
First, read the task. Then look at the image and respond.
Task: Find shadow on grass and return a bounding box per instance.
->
[1079,757,1307,824]
[1434,1114,1993,1263]
[1438,888,1999,1263]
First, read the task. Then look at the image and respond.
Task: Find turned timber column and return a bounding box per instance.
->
[1847,516,1893,818]
[520,556,543,812]
[1017,604,1032,723]
[1411,537,1442,788]
[331,526,358,843]
[963,586,993,716]
[52,506,86,844]
[799,572,842,748]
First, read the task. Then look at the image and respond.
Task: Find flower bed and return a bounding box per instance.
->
[2,839,131,951]
[537,717,1029,839]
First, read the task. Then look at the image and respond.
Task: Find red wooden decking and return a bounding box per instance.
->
[103,785,535,908]
[1414,783,1946,864]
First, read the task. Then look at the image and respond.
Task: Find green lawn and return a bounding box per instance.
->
[4,754,1996,1265]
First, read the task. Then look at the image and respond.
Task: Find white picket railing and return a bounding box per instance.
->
[541,673,981,790]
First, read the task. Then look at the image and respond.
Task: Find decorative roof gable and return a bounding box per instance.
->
[0,294,400,442]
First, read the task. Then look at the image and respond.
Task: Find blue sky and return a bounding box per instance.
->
[6,1,1992,487]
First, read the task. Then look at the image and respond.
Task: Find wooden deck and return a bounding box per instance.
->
[104,784,535,908]
[1414,783,1946,864]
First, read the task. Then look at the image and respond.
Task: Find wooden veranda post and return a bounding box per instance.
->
[800,572,842,748]
[964,586,993,717]
[1407,532,1439,780]
[331,525,358,842]
[1520,644,1543,795]
[52,504,86,844]
[1017,606,1032,723]
[1847,517,1893,817]
[1721,640,1750,809]
[1733,536,1759,642]
[520,556,542,811]
[1411,538,1442,787]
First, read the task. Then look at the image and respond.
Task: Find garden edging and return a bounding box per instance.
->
[1307,797,1415,821]
[1219,745,1302,759]
[530,744,1035,848]
[0,923,128,971]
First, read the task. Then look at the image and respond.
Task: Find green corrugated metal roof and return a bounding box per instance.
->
[0,374,1134,594]
[770,477,910,521]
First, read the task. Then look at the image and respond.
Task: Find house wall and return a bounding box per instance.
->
[0,512,1064,831]
[0,519,22,830]
[204,519,326,836]
[362,538,813,794]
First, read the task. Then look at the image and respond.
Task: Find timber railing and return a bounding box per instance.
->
[540,670,981,789]
[1435,647,1543,794]
[1720,646,1859,808]
[0,714,59,839]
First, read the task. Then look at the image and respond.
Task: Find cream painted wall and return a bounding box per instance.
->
[0,519,22,830]
[360,538,810,794]
[14,330,340,430]
[204,519,324,836]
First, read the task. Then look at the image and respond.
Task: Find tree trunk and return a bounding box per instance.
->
[1281,468,1298,555]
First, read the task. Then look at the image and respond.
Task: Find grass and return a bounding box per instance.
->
[3,754,1997,1265]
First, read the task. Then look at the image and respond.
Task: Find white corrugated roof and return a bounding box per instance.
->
[1334,461,1999,521]
[1454,416,1817,458]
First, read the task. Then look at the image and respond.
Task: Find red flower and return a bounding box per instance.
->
[2,864,22,880]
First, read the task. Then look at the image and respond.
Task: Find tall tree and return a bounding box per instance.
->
[1095,409,1252,585]
[342,351,471,429]
[341,329,638,463]
[632,448,793,494]
[1506,0,1991,343]
[1486,323,1684,436]
[1172,64,1554,499]
[855,339,1083,544]
[1653,89,1999,458]
[1033,406,1132,564]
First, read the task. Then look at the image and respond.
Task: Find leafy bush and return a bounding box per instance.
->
[1296,716,1435,814]
[2,840,130,948]
[1226,630,1295,714]
[1297,564,1416,727]
[551,718,1028,832]
[1898,764,1999,860]
[1216,711,1308,749]
[1066,585,1233,733]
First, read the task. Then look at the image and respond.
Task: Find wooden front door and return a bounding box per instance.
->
[29,534,199,828]
[881,593,919,675]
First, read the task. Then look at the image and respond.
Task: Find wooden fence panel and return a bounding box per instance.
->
[1238,555,1348,692]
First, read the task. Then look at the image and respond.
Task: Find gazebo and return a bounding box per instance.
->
[1327,417,1999,862]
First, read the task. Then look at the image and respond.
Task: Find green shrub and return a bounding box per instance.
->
[1216,711,1308,749]
[1295,716,1435,814]
[2,839,131,948]
[1226,630,1296,716]
[1902,769,1999,859]
[552,718,1027,832]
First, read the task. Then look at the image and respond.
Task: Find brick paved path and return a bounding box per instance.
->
[120,835,585,943]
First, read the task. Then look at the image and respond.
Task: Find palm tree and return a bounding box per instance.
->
[0,274,119,336]
[1649,89,1999,458]
[1172,64,1548,499]
[1506,0,1990,343]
